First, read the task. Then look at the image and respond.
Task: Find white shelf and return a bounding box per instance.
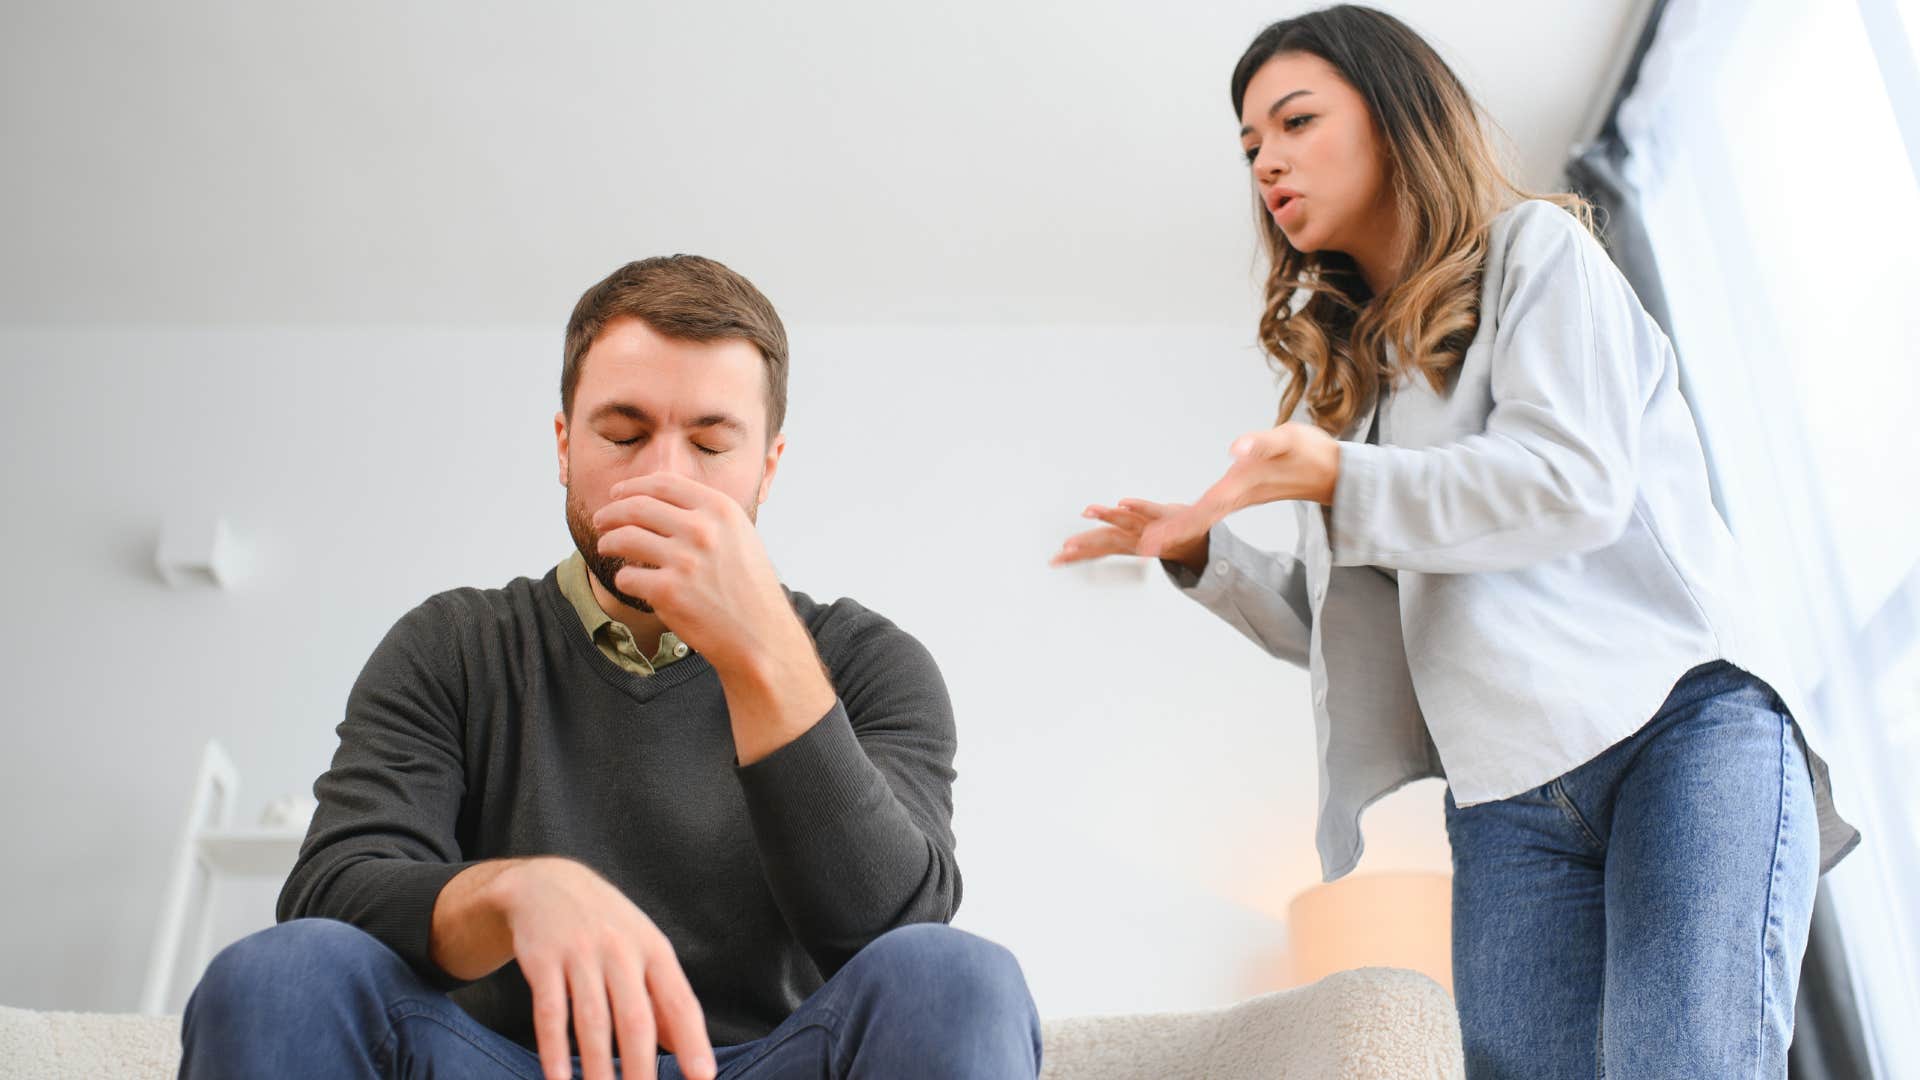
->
[197,829,305,879]
[143,742,311,1015]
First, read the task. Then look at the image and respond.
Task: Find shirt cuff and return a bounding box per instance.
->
[1160,522,1245,606]
[1328,440,1383,566]
[330,857,480,992]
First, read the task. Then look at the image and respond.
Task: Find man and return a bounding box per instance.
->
[179,256,1041,1080]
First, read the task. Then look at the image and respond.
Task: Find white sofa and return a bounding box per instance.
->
[0,966,1464,1079]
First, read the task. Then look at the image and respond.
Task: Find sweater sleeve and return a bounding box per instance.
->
[731,607,959,978]
[1326,202,1658,573]
[275,597,479,990]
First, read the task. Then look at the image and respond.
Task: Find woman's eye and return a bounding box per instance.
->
[1284,114,1313,131]
[696,445,723,456]
[1244,145,1260,164]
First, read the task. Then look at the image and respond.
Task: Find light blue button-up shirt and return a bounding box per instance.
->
[1168,200,1857,881]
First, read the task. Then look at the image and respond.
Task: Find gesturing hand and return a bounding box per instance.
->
[499,858,715,1080]
[1138,422,1340,558]
[1051,498,1212,574]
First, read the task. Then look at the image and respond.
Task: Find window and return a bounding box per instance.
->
[1614,1,1920,1075]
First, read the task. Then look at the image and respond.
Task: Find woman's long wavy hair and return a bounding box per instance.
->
[1232,6,1591,434]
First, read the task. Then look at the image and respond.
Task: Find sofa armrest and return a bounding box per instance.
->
[1038,967,1464,1080]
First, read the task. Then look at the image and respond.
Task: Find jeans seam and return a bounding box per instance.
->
[1594,981,1606,1080]
[1752,715,1790,1079]
[1546,780,1607,854]
[716,1006,843,1079]
[373,1005,401,1076]
[382,1000,547,1079]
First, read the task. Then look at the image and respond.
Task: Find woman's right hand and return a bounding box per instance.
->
[1050,498,1211,575]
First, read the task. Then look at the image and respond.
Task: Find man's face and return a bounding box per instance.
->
[556,316,785,612]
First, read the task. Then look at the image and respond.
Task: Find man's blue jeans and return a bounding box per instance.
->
[1445,661,1820,1079]
[179,919,1041,1079]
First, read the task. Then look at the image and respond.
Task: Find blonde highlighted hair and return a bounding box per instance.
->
[1231,5,1592,435]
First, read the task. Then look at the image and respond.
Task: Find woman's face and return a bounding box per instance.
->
[1238,51,1393,261]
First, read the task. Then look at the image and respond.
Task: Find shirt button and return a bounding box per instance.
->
[673,643,689,658]
[1213,561,1231,577]
[1314,687,1328,707]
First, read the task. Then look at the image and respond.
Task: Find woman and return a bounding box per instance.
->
[1050,7,1857,1078]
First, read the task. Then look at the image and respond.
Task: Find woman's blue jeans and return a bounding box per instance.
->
[1445,661,1819,1079]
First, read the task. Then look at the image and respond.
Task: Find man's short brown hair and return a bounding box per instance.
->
[562,255,789,437]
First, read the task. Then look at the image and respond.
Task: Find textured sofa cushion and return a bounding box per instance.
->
[0,1005,181,1080]
[0,966,1463,1080]
[1037,968,1463,1080]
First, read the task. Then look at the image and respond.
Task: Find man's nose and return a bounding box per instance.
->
[634,435,697,478]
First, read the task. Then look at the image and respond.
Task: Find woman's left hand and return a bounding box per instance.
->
[1139,422,1341,557]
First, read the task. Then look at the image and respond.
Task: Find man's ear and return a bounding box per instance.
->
[554,411,570,487]
[757,432,789,506]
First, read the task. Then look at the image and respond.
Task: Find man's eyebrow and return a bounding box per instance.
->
[1240,89,1315,136]
[688,413,747,435]
[586,402,746,435]
[588,402,653,425]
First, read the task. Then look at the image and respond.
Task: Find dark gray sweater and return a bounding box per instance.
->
[276,568,961,1050]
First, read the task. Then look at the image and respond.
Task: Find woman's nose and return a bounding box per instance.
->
[1255,145,1289,183]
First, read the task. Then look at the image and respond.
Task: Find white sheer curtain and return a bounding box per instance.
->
[1613,0,1920,1075]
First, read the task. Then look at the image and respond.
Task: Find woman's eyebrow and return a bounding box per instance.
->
[1240,89,1316,136]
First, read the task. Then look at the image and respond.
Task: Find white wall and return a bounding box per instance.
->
[0,322,1451,1019]
[0,0,1641,1032]
[0,1,1638,326]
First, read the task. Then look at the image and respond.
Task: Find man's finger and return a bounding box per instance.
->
[567,958,616,1080]
[525,959,574,1080]
[608,471,717,509]
[598,524,674,568]
[592,494,697,537]
[644,947,715,1080]
[605,954,661,1080]
[612,564,667,603]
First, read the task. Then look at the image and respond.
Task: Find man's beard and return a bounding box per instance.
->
[566,485,654,612]
[563,478,760,616]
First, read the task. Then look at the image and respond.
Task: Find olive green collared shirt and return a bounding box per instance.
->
[556,551,690,676]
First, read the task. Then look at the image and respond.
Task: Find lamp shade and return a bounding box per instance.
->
[1287,871,1452,994]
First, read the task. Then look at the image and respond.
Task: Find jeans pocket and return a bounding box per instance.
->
[1545,779,1607,853]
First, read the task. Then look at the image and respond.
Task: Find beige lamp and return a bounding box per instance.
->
[1286,871,1453,995]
